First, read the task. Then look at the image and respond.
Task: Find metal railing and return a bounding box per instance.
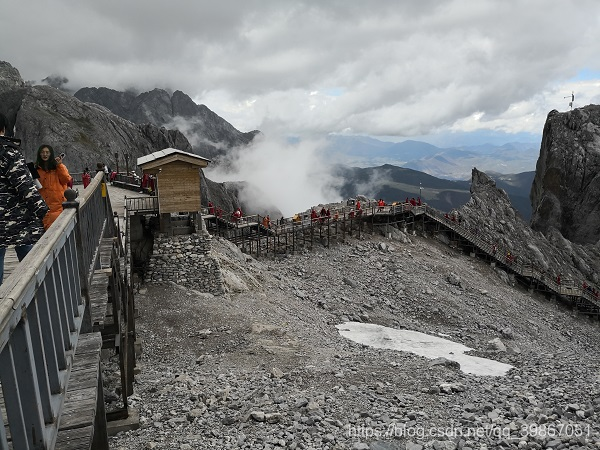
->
[125,196,158,214]
[0,171,113,449]
[113,173,140,186]
[422,205,600,309]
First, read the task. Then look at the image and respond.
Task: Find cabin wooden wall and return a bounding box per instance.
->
[156,162,201,213]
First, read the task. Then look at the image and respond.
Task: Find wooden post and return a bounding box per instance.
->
[62,189,93,333]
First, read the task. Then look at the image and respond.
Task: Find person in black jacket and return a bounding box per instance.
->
[0,113,48,285]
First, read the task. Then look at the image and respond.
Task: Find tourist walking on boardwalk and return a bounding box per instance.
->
[232,207,242,222]
[82,167,91,188]
[262,215,271,229]
[35,144,71,230]
[311,209,318,222]
[0,113,48,286]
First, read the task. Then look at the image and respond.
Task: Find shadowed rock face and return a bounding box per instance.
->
[0,62,193,173]
[456,168,600,285]
[530,106,600,245]
[0,61,280,216]
[74,87,260,162]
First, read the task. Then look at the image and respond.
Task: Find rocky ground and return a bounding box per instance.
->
[107,225,600,450]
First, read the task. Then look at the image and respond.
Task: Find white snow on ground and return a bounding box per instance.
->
[336,321,514,377]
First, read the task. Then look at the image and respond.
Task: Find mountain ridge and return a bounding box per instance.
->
[324,134,539,180]
[74,86,260,162]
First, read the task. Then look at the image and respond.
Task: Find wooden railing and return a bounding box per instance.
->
[125,196,158,214]
[422,205,600,308]
[113,173,140,186]
[0,172,113,449]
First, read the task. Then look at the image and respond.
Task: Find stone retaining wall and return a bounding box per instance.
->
[145,231,225,295]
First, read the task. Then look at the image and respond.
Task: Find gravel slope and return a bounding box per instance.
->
[108,232,600,450]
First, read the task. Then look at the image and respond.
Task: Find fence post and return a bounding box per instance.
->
[63,189,93,333]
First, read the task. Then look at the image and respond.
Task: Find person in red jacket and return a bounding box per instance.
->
[81,167,91,188]
[35,144,71,230]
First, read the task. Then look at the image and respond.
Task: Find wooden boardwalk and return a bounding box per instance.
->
[201,202,600,317]
[0,172,135,450]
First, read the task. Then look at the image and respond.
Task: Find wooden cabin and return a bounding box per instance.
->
[137,148,210,234]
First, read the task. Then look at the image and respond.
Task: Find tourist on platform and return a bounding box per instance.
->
[320,207,327,223]
[208,201,215,215]
[232,207,242,222]
[35,144,71,230]
[82,167,91,188]
[262,215,271,228]
[311,209,318,222]
[0,113,48,286]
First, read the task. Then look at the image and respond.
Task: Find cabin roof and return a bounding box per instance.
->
[137,148,211,169]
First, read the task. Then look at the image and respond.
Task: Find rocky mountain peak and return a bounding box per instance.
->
[455,166,599,285]
[0,61,25,92]
[74,86,260,162]
[470,167,511,203]
[530,105,600,245]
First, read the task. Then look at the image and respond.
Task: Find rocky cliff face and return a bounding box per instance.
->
[0,61,243,211]
[457,168,600,285]
[74,87,260,162]
[0,62,191,173]
[530,105,600,245]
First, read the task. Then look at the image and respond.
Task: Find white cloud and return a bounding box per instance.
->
[2,0,600,143]
[205,134,343,216]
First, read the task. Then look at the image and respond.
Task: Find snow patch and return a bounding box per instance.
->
[336,322,513,377]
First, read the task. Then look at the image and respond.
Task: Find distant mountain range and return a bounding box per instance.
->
[324,135,540,180]
[334,164,535,220]
[71,85,537,219]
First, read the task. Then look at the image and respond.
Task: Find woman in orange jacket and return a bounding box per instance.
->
[35,144,71,230]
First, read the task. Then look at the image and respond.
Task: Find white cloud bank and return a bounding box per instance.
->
[206,134,343,216]
[3,0,600,144]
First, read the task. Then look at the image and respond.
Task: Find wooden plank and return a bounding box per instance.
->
[157,164,201,213]
[0,384,11,443]
[56,332,103,449]
[55,425,95,450]
[89,268,111,330]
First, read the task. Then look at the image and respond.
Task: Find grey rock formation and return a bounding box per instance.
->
[0,61,244,213]
[74,87,260,162]
[0,62,190,173]
[530,105,600,244]
[457,168,600,285]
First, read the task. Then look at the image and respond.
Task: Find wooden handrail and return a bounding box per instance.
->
[0,171,115,449]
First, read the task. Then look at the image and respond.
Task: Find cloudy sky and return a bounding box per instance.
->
[4,0,600,147]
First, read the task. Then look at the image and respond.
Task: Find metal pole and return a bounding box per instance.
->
[115,152,119,174]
